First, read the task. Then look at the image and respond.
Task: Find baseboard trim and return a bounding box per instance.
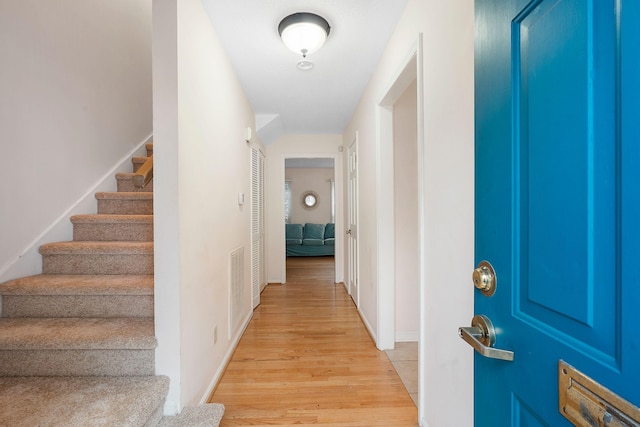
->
[395,331,419,342]
[0,133,153,283]
[201,310,253,405]
[162,400,178,416]
[357,307,378,345]
[340,282,349,294]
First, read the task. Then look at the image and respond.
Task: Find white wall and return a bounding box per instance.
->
[152,0,180,414]
[393,80,419,342]
[265,135,343,284]
[0,0,152,281]
[153,0,258,412]
[286,168,334,225]
[342,1,474,426]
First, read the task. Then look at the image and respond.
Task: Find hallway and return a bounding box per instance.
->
[209,257,418,426]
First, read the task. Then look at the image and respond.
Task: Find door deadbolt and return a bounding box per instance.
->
[473,260,496,297]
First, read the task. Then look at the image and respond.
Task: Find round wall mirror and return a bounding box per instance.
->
[301,191,318,209]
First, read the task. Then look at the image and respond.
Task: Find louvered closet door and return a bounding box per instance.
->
[258,151,265,294]
[251,147,265,309]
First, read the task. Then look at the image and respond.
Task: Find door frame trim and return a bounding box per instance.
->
[280,153,344,285]
[376,35,424,351]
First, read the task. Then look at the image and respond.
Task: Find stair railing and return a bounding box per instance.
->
[133,155,153,188]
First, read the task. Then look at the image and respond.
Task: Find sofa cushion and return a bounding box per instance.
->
[302,238,324,246]
[303,223,325,240]
[286,238,302,245]
[286,224,303,241]
[324,223,335,239]
[324,238,335,246]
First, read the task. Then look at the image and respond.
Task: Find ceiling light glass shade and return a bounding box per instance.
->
[297,60,314,71]
[278,13,330,57]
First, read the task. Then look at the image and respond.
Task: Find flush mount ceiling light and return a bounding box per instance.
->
[278,12,331,58]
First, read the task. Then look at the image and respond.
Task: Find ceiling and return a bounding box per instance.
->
[201,0,409,145]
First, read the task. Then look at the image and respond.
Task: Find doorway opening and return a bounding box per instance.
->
[376,34,424,416]
[283,157,337,282]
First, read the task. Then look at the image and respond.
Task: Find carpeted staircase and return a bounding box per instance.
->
[0,144,223,426]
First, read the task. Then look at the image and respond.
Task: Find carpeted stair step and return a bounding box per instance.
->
[40,242,153,275]
[0,317,156,376]
[0,275,153,318]
[0,375,169,426]
[71,214,154,242]
[159,404,225,426]
[96,191,153,215]
[116,172,153,192]
[132,156,151,172]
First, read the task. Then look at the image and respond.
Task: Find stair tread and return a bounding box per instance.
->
[0,275,153,296]
[159,404,225,427]
[132,156,151,162]
[116,172,142,179]
[0,375,168,427]
[0,317,156,350]
[95,191,153,200]
[116,174,153,192]
[40,241,153,255]
[71,214,153,224]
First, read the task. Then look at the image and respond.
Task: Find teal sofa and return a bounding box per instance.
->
[286,223,335,257]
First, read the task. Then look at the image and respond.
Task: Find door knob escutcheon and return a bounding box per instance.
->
[473,260,496,297]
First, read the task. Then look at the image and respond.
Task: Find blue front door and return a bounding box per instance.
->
[474,0,640,425]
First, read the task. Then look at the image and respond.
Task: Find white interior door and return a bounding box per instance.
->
[347,138,359,305]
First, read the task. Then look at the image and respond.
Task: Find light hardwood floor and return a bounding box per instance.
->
[209,257,418,426]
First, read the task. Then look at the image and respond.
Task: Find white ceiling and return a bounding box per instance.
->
[201,0,409,145]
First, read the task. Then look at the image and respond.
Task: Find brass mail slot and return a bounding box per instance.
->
[559,360,640,426]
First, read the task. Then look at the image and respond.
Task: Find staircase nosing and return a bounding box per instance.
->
[0,318,157,350]
[95,192,153,200]
[39,241,153,255]
[71,214,153,224]
[116,172,148,179]
[0,274,153,296]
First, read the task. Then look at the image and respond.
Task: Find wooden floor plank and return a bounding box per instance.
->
[209,257,418,426]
